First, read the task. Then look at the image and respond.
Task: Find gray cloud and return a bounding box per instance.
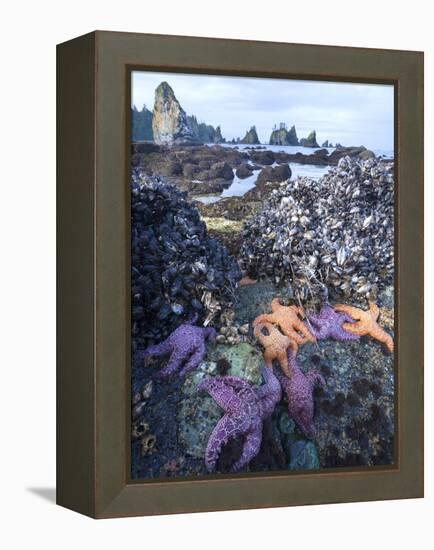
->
[132,71,394,151]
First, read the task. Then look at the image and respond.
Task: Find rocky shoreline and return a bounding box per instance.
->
[131,142,381,198]
[130,77,395,481]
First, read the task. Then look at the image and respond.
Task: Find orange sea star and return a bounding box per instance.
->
[253,298,316,346]
[334,301,394,353]
[253,322,298,378]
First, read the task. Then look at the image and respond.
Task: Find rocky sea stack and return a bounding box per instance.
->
[241,126,260,144]
[131,170,241,350]
[152,82,200,146]
[300,130,319,148]
[269,124,299,146]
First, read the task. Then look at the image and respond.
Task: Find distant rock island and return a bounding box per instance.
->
[269,123,299,146]
[132,83,336,149]
[132,81,225,145]
[241,126,260,144]
[152,82,201,146]
[299,130,320,148]
[269,124,326,148]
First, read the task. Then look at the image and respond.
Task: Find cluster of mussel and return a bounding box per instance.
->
[240,156,394,302]
[131,170,241,350]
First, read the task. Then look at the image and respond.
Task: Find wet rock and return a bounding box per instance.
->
[208,343,262,384]
[289,440,320,470]
[250,150,275,165]
[131,142,162,155]
[256,164,291,185]
[209,161,234,181]
[183,163,200,178]
[178,362,221,459]
[236,164,254,179]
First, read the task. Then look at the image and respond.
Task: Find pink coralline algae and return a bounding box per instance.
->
[276,349,325,438]
[307,304,359,341]
[141,322,216,378]
[198,367,281,472]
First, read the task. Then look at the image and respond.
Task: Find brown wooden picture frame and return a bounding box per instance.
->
[57,30,424,519]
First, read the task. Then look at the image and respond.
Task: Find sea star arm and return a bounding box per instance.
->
[204,327,217,341]
[341,321,368,336]
[368,301,380,321]
[256,368,282,416]
[218,376,253,394]
[270,298,282,312]
[276,350,292,378]
[199,377,244,413]
[204,415,242,471]
[178,341,206,376]
[334,304,363,320]
[294,305,306,317]
[156,348,189,378]
[263,347,277,370]
[231,428,262,472]
[293,318,316,342]
[140,338,172,359]
[372,327,394,353]
[330,325,359,340]
[305,368,326,388]
[285,326,308,345]
[252,313,276,327]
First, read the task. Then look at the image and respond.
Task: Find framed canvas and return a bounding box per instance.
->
[57,31,424,518]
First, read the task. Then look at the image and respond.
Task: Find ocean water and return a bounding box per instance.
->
[194,143,394,203]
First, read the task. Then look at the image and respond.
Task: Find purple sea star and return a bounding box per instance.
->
[198,367,281,472]
[307,304,359,341]
[140,322,216,378]
[276,349,325,438]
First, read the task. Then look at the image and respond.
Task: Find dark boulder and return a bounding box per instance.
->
[209,161,234,181]
[274,151,291,163]
[198,159,212,170]
[256,163,291,185]
[359,149,376,160]
[159,160,183,177]
[313,148,329,158]
[236,164,254,179]
[250,150,275,165]
[196,171,210,181]
[131,142,162,155]
[183,163,200,179]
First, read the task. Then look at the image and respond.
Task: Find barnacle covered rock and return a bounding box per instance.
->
[240,157,394,302]
[131,172,241,349]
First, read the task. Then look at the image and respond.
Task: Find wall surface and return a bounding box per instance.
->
[0,0,432,547]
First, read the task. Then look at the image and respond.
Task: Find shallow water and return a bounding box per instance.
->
[195,163,332,203]
[194,143,394,204]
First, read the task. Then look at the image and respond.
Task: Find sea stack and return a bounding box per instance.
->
[300,130,319,148]
[241,126,260,144]
[269,123,299,146]
[152,82,200,146]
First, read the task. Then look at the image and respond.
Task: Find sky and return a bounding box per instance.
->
[132,71,394,151]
